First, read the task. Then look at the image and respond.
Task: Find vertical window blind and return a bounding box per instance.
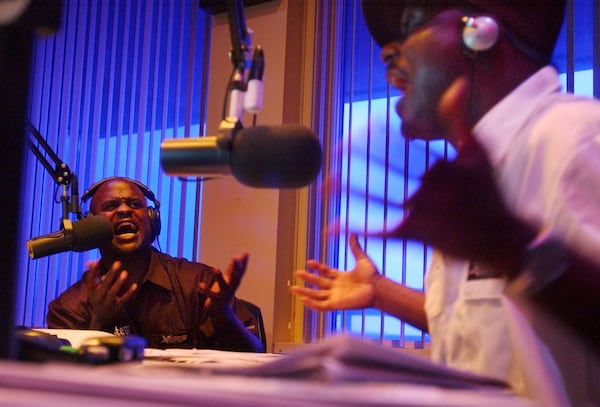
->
[309,0,598,347]
[19,0,211,328]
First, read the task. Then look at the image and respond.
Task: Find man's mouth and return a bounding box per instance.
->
[387,69,408,91]
[115,221,138,238]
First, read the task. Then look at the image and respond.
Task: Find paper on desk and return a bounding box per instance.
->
[215,334,508,389]
[33,328,114,349]
[143,347,284,367]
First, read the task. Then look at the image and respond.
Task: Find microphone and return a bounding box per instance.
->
[160,124,322,188]
[27,215,114,259]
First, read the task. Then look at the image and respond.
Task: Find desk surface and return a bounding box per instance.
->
[0,359,542,407]
[5,331,545,407]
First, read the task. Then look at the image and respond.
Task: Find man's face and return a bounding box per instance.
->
[90,179,154,254]
[381,7,469,142]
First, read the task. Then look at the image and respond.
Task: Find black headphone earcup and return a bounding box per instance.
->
[462,15,499,52]
[148,207,161,239]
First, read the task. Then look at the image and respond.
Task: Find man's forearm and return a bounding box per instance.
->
[372,276,428,332]
[205,307,265,352]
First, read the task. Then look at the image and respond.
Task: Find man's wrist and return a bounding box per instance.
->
[370,272,384,309]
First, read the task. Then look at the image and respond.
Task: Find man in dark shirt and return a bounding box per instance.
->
[47,177,264,352]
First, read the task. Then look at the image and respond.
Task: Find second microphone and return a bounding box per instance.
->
[159,124,322,189]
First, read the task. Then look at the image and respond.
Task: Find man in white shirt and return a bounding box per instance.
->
[291,2,600,406]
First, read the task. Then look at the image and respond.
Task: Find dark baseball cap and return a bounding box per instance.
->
[361,0,566,62]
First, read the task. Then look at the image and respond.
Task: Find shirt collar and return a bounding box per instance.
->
[473,66,562,167]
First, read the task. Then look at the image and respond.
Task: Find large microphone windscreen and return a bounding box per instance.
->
[71,215,114,252]
[231,125,322,188]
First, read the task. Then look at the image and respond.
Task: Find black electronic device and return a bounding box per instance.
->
[79,335,146,364]
[15,329,146,365]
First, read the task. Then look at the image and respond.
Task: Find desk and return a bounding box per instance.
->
[6,331,547,406]
[0,359,543,407]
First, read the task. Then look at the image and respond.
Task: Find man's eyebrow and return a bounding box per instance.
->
[100,197,146,205]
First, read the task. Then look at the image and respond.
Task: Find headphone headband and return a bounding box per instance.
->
[81,177,160,209]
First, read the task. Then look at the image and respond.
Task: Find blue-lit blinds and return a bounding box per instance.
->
[18,0,210,328]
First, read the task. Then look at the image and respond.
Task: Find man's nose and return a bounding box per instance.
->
[115,201,133,214]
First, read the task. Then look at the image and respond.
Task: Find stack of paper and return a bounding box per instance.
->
[220,334,506,388]
[148,334,506,389]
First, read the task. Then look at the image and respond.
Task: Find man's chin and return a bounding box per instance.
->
[111,240,142,254]
[401,122,443,142]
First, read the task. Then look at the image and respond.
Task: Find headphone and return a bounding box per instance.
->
[461,13,548,65]
[81,177,162,240]
[461,15,500,52]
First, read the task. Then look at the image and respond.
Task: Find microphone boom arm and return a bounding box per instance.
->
[26,121,80,222]
[27,122,72,186]
[222,0,254,125]
[226,0,250,73]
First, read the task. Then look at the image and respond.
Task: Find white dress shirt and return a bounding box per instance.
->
[424,66,600,407]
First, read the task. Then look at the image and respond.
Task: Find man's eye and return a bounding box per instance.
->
[129,202,143,209]
[382,48,399,65]
[103,203,119,211]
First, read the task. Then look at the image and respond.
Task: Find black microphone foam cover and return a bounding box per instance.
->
[231,125,322,188]
[72,215,114,251]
